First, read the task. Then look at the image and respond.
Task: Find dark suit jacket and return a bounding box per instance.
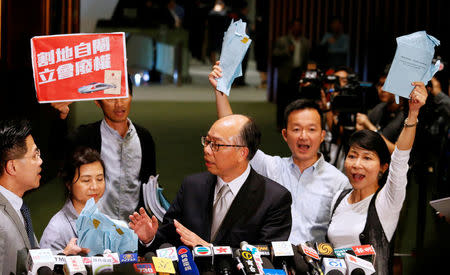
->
[0,192,39,275]
[144,168,292,251]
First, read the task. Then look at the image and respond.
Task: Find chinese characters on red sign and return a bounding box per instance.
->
[31,33,128,103]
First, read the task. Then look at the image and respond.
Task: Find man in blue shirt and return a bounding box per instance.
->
[209,64,350,244]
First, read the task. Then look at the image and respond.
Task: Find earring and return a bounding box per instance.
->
[378,171,384,179]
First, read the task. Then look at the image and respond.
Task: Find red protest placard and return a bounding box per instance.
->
[31,32,128,103]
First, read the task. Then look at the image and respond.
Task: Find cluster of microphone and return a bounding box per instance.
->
[24,241,376,275]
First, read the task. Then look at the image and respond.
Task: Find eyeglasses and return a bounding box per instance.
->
[22,148,41,161]
[201,136,246,152]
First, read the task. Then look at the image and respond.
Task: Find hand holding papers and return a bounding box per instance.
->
[382,31,440,104]
[216,19,252,96]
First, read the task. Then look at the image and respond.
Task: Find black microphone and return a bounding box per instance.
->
[192,246,214,274]
[37,266,53,275]
[53,253,66,275]
[213,246,233,275]
[144,251,157,262]
[350,268,365,275]
[292,245,310,274]
[297,244,322,275]
[233,249,248,275]
[237,249,258,274]
[261,257,274,269]
[270,241,294,275]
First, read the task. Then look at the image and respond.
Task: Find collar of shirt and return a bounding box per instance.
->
[288,153,325,176]
[100,118,135,140]
[0,184,24,221]
[216,164,251,198]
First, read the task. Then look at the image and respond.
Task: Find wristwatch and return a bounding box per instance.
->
[404,118,418,128]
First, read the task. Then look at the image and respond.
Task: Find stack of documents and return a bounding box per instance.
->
[383,31,440,103]
[216,19,252,96]
[142,175,169,222]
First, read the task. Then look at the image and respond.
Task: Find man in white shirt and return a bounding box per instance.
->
[129,114,292,250]
[209,66,351,244]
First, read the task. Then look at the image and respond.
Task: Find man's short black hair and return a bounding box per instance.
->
[239,116,261,160]
[0,119,32,176]
[283,99,324,129]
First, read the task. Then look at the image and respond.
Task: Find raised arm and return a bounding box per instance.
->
[208,61,233,118]
[396,82,428,150]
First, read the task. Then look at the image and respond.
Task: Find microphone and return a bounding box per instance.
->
[316,243,336,258]
[261,257,288,275]
[91,256,114,274]
[102,252,121,265]
[270,241,294,275]
[213,246,233,275]
[26,249,55,275]
[53,253,66,275]
[351,245,376,264]
[237,249,258,274]
[344,253,375,275]
[64,255,88,275]
[261,257,274,269]
[193,246,214,273]
[333,248,354,259]
[37,266,53,275]
[321,258,347,275]
[297,244,322,275]
[292,245,310,274]
[233,249,248,275]
[157,243,179,274]
[177,246,200,275]
[135,252,157,274]
[157,243,178,262]
[252,245,271,258]
[240,241,264,274]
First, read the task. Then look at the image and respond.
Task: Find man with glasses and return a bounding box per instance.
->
[129,114,292,250]
[209,64,350,245]
[0,119,88,274]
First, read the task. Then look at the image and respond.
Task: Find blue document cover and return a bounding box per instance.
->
[383,31,440,103]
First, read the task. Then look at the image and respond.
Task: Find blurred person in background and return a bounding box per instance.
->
[273,18,310,129]
[319,16,349,68]
[356,73,407,153]
[207,0,229,64]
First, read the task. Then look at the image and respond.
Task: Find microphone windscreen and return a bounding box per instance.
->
[37,266,53,275]
[350,268,365,275]
[292,248,309,273]
[261,257,274,269]
[144,252,157,262]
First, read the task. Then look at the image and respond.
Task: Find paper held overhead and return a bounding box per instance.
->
[216,19,252,96]
[382,31,440,104]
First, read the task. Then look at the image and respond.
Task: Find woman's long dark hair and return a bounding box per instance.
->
[346,129,391,186]
[61,146,105,198]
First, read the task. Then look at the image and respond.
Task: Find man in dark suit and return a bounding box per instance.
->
[129,114,292,249]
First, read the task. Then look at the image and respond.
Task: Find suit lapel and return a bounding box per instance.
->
[0,192,31,248]
[213,169,265,243]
